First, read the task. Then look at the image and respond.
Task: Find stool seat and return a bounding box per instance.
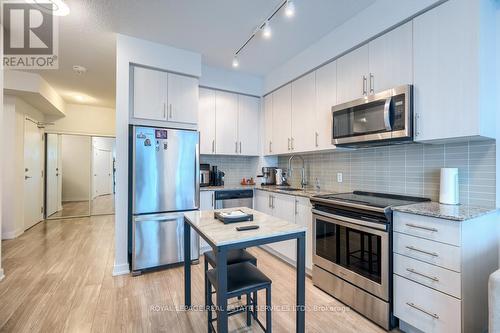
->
[207,262,271,297]
[204,249,257,268]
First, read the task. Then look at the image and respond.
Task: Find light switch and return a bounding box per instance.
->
[337,172,343,183]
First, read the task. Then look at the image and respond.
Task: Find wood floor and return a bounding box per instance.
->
[47,194,115,219]
[0,215,386,333]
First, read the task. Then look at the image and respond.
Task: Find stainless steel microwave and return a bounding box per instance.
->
[332,85,413,147]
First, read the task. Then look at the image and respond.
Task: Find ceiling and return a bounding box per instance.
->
[29,0,375,108]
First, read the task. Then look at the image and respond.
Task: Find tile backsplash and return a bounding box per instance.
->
[279,140,496,208]
[200,155,260,185]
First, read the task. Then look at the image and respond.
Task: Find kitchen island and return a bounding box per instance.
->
[183,207,307,333]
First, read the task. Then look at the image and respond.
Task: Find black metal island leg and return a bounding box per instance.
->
[184,218,191,308]
[296,232,306,333]
[215,248,228,333]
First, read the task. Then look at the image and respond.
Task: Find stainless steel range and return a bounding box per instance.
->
[310,191,429,330]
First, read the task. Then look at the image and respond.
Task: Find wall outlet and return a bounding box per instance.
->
[337,172,343,183]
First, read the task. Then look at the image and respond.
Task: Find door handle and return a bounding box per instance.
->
[369,73,374,94]
[362,75,367,96]
[383,97,392,131]
[25,175,32,180]
[169,104,173,119]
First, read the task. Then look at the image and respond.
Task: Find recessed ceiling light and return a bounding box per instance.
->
[262,21,272,39]
[72,65,87,75]
[74,95,85,102]
[285,0,296,17]
[30,0,70,16]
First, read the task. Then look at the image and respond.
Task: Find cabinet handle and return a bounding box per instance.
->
[406,223,438,233]
[212,140,215,153]
[235,142,238,153]
[239,142,242,154]
[415,113,420,137]
[406,268,439,282]
[169,104,173,119]
[405,246,439,257]
[362,75,367,96]
[406,302,439,320]
[163,102,167,119]
[369,73,374,94]
[288,138,291,151]
[315,132,319,147]
[291,137,294,150]
[212,193,215,207]
[295,199,298,215]
[268,195,272,208]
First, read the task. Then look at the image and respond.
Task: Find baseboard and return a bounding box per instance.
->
[112,263,130,276]
[2,229,23,240]
[0,268,4,281]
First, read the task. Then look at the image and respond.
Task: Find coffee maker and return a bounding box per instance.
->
[210,165,225,186]
[200,164,211,187]
[257,167,277,185]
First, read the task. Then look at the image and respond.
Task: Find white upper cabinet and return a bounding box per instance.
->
[167,73,199,124]
[133,66,166,121]
[263,94,273,155]
[133,66,199,125]
[336,44,369,104]
[413,0,496,142]
[315,61,337,150]
[291,72,316,153]
[368,22,413,93]
[272,83,292,154]
[215,91,239,155]
[238,95,260,156]
[198,88,216,154]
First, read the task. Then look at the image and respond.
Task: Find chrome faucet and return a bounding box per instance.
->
[288,155,307,188]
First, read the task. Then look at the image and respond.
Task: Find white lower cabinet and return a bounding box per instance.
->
[254,190,313,271]
[393,211,498,333]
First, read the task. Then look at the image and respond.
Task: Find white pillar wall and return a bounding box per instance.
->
[113,34,201,275]
[0,23,4,282]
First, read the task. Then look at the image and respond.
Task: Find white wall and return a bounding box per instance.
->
[48,104,115,136]
[200,65,263,96]
[0,23,3,279]
[264,0,442,93]
[2,96,45,240]
[114,34,202,275]
[61,135,91,202]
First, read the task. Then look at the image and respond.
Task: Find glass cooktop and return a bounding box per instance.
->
[313,191,430,209]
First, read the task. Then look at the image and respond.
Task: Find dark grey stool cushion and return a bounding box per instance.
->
[204,249,257,268]
[207,262,271,296]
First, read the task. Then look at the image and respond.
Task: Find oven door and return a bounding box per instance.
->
[332,85,411,146]
[312,209,389,301]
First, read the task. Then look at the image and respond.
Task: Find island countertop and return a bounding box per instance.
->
[183,207,306,247]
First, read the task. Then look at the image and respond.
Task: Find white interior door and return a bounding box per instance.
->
[93,148,112,198]
[46,133,61,216]
[24,119,43,229]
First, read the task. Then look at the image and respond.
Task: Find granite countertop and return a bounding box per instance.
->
[183,207,306,247]
[393,201,498,221]
[255,186,337,199]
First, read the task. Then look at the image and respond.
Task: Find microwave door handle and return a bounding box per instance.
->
[383,97,392,131]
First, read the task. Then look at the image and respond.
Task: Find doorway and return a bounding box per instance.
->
[23,118,44,230]
[91,136,116,215]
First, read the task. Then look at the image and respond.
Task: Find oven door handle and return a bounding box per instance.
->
[312,209,387,232]
[383,97,392,131]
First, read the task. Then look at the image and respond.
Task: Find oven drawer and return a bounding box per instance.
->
[394,253,461,299]
[394,232,461,272]
[394,212,461,246]
[394,275,461,333]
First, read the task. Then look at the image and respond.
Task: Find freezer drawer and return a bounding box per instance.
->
[132,212,199,272]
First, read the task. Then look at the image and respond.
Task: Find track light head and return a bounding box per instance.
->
[232,56,239,68]
[285,0,295,17]
[262,21,272,39]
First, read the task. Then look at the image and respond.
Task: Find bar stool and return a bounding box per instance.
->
[206,261,272,332]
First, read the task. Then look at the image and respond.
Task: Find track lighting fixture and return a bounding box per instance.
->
[285,0,295,17]
[262,21,272,39]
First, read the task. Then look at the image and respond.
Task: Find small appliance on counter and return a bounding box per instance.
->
[200,163,211,187]
[210,165,225,186]
[439,168,459,205]
[257,167,277,185]
[275,168,289,186]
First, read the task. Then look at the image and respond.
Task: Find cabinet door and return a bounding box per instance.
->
[291,72,316,153]
[238,95,260,156]
[133,66,166,121]
[167,73,199,124]
[198,88,216,154]
[255,190,272,215]
[215,91,239,155]
[368,22,413,94]
[269,193,296,262]
[413,0,478,141]
[272,84,292,154]
[315,61,337,150]
[336,44,369,104]
[263,94,273,155]
[200,191,214,210]
[295,197,312,270]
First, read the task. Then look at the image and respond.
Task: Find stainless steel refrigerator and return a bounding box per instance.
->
[130,125,200,274]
